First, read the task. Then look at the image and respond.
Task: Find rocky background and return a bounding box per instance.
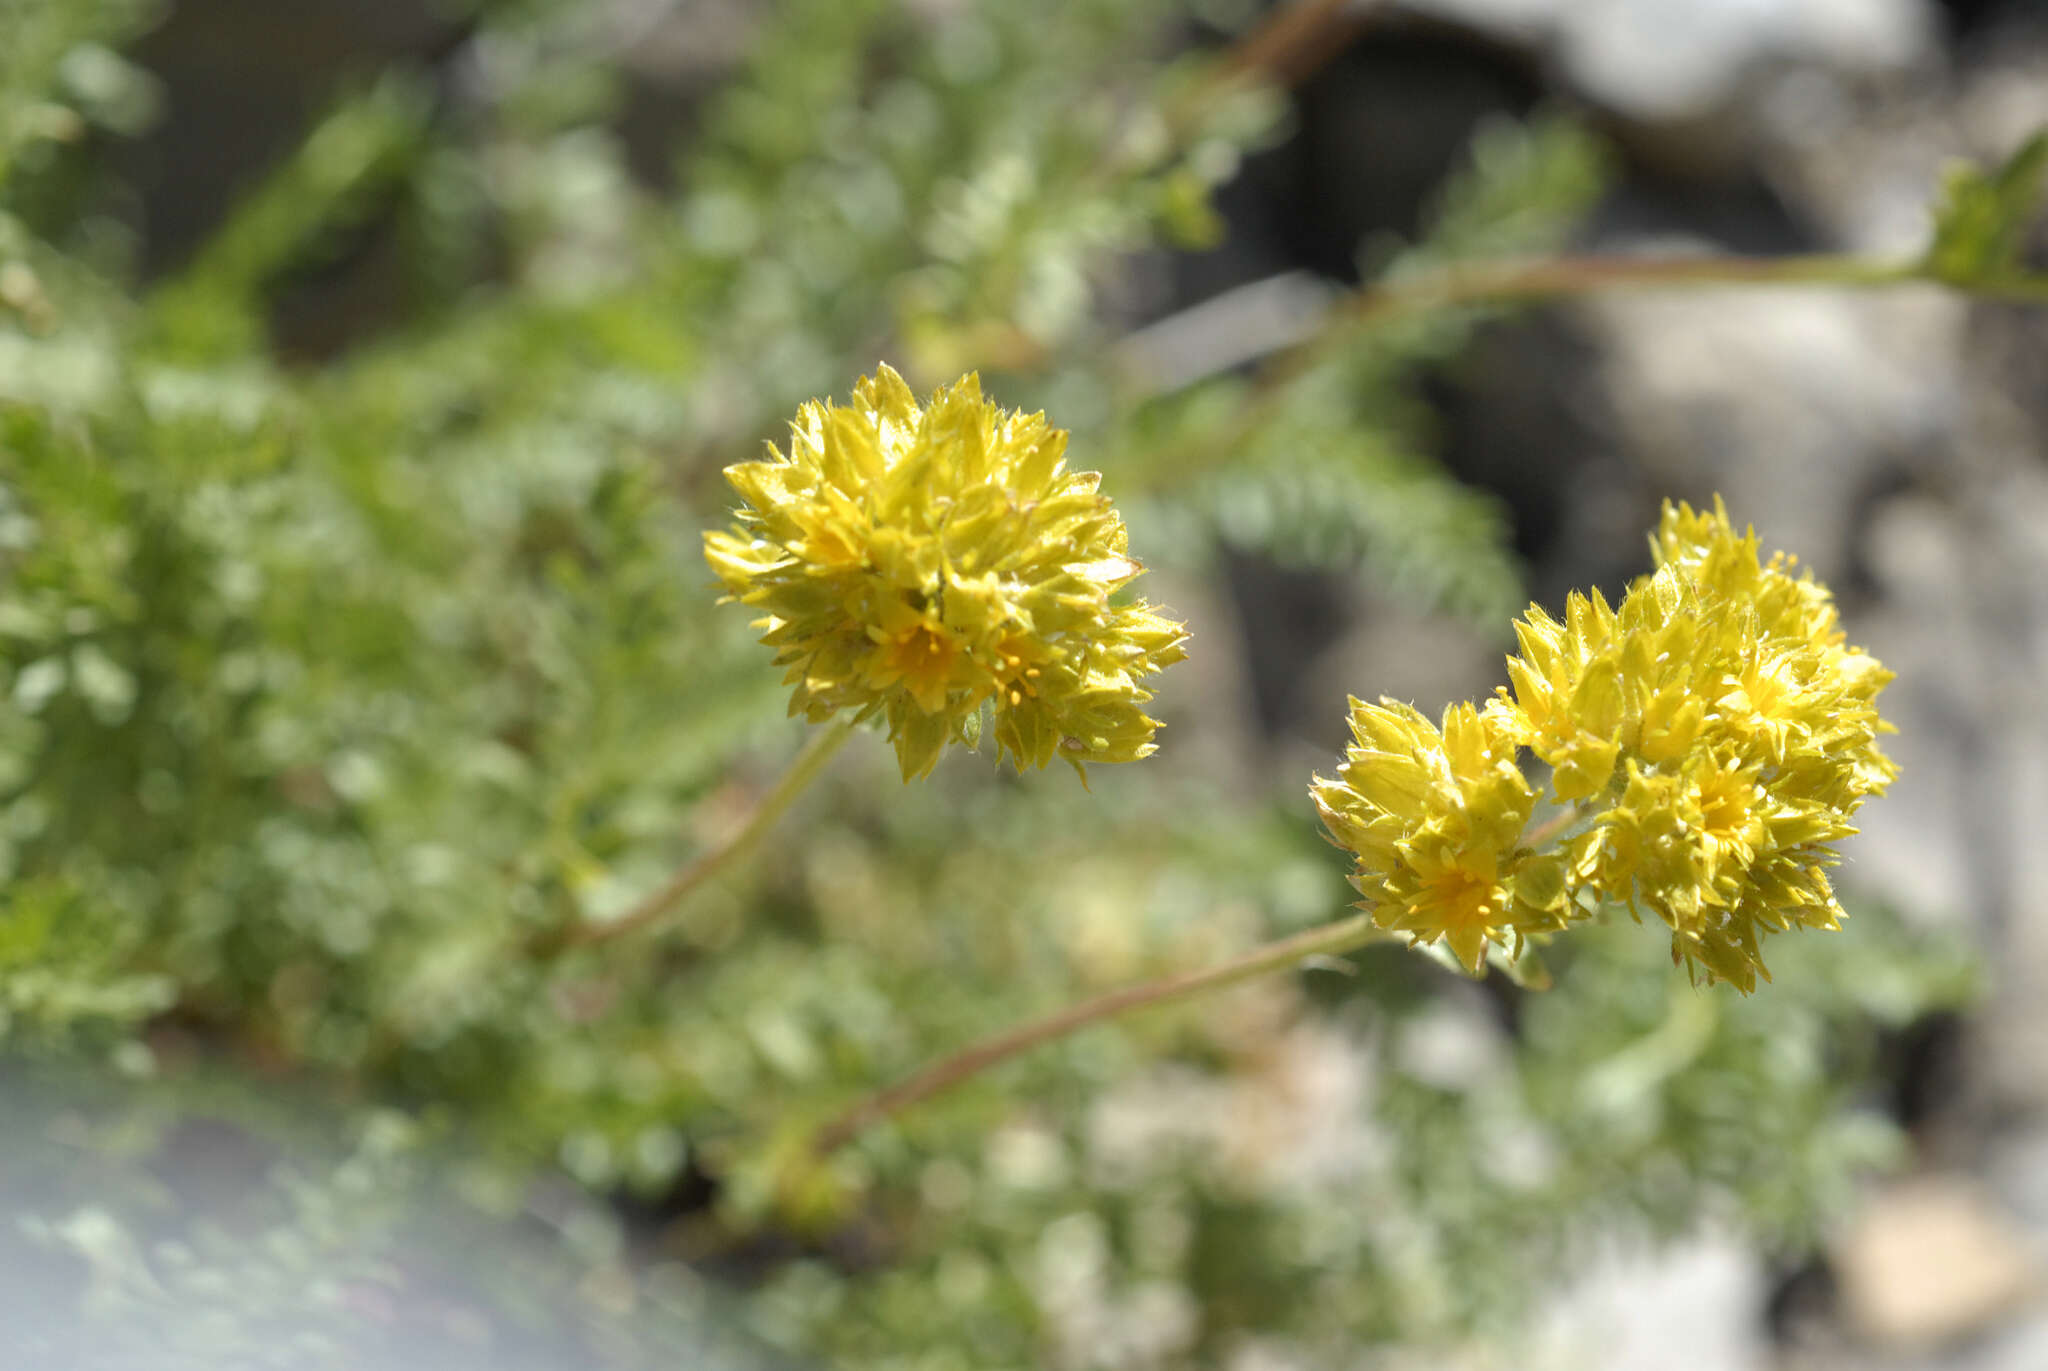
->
[39,0,2048,1366]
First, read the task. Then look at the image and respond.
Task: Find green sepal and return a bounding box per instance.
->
[1489,939,1553,992]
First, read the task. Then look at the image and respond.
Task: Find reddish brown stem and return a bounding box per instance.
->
[811,909,1390,1156]
[554,717,856,952]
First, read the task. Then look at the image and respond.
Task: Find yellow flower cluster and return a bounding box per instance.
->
[1311,698,1573,975]
[1313,499,1895,990]
[705,366,1188,782]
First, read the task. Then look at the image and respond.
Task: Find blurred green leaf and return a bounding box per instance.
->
[1925,129,2048,286]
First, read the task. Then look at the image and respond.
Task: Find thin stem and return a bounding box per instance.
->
[811,909,1395,1157]
[1523,802,1590,852]
[1208,0,1373,92]
[1130,251,2048,490]
[559,716,858,951]
[812,798,1610,1154]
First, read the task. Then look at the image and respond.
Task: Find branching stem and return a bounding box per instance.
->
[1136,252,2048,490]
[811,909,1396,1156]
[559,716,857,951]
[1523,802,1591,851]
[812,798,1608,1154]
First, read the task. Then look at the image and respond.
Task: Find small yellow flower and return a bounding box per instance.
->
[705,365,1188,781]
[1493,590,1625,799]
[1311,699,1566,972]
[1318,497,1895,991]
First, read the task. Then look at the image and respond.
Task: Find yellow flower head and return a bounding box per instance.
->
[1320,497,1895,991]
[705,365,1188,781]
[1311,698,1568,973]
[1495,498,1893,987]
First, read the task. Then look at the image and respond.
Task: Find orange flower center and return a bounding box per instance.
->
[887,623,961,713]
[1417,863,1498,930]
[1738,659,1794,719]
[1696,769,1753,840]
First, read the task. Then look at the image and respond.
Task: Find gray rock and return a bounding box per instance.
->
[1405,0,1935,123]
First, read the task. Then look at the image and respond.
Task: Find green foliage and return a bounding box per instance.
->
[758,894,1972,1364]
[1925,130,2048,287]
[0,0,1981,1365]
[1382,113,1611,277]
[0,0,158,203]
[1126,116,1607,622]
[148,76,434,358]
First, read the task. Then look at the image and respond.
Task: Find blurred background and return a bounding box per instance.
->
[2,0,2046,1366]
